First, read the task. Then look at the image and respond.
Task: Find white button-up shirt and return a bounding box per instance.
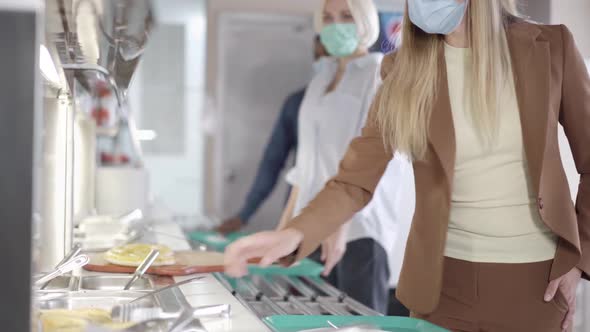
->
[286,53,415,285]
[361,153,415,287]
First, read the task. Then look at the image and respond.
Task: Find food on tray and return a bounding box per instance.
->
[39,308,134,332]
[104,243,176,267]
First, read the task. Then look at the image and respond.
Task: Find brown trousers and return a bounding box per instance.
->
[411,257,570,332]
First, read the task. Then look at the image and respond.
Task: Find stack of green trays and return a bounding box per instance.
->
[263,315,450,332]
[189,231,323,276]
[189,231,245,251]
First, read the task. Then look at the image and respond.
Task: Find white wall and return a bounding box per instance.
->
[129,0,207,218]
[205,0,316,98]
[549,3,590,331]
[551,0,590,57]
[521,0,551,23]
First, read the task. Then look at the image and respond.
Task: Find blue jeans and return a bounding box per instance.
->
[310,238,390,314]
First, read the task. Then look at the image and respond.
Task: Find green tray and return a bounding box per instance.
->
[189,231,323,276]
[188,231,247,251]
[247,258,323,276]
[263,316,449,332]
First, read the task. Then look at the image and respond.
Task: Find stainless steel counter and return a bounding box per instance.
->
[128,222,272,332]
[35,221,269,332]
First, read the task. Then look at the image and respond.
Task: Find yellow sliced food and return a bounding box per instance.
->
[39,308,135,332]
[102,322,137,329]
[41,315,86,332]
[105,243,176,267]
[40,308,111,323]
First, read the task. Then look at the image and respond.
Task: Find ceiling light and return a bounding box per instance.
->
[40,44,60,85]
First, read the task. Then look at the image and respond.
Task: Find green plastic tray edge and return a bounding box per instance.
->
[263,315,450,332]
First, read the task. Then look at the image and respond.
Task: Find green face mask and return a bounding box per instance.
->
[319,23,359,58]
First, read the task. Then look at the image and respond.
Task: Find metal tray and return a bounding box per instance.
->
[35,292,169,332]
[37,291,155,311]
[35,278,204,331]
[36,276,78,292]
[79,275,153,291]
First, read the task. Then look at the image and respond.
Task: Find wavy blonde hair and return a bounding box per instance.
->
[377,0,520,160]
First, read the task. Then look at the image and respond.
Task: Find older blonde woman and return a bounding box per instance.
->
[260,0,410,314]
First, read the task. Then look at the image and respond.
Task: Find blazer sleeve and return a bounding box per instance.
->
[284,54,397,260]
[559,25,590,279]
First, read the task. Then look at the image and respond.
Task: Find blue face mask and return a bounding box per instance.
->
[408,0,468,35]
[320,23,359,58]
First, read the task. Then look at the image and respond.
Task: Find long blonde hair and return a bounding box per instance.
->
[377,0,520,160]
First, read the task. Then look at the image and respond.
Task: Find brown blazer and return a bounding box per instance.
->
[285,22,590,314]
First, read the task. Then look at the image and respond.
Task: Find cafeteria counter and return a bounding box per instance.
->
[150,223,271,332]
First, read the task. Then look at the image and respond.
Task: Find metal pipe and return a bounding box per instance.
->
[288,296,316,315]
[239,278,264,300]
[342,297,383,316]
[257,276,289,300]
[275,275,317,300]
[317,298,351,316]
[260,296,287,316]
[39,90,75,271]
[213,273,237,295]
[301,276,346,300]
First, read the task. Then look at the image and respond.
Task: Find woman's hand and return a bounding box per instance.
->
[224,229,304,278]
[544,267,583,331]
[320,226,348,277]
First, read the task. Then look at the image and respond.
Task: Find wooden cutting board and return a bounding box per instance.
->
[83,251,226,276]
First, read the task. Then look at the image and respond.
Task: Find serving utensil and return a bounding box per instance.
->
[124,249,159,290]
[35,255,90,286]
[119,304,230,323]
[112,276,206,322]
[40,244,82,289]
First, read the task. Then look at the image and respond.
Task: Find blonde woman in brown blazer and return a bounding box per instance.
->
[224,1,590,331]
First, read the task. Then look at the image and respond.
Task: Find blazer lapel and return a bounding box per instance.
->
[507,23,550,195]
[428,46,456,187]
